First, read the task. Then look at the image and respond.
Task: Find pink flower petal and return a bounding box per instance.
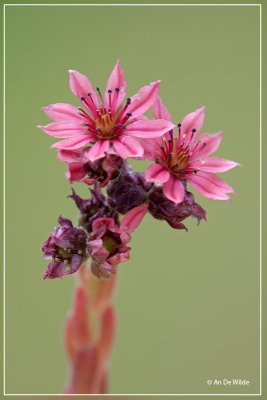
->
[87,140,110,162]
[191,157,240,173]
[120,204,148,233]
[181,106,205,146]
[66,162,86,183]
[91,243,110,264]
[92,218,115,233]
[58,148,87,163]
[187,171,235,201]
[191,131,223,159]
[108,247,130,265]
[105,60,127,110]
[137,137,161,160]
[69,70,98,115]
[163,175,185,204]
[127,80,161,118]
[126,119,175,138]
[153,96,172,121]
[38,122,86,138]
[41,103,81,122]
[51,135,92,150]
[112,137,144,159]
[145,163,170,183]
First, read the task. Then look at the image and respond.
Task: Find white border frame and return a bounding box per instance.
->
[2,2,262,397]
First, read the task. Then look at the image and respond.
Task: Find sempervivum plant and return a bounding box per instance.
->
[39,61,239,394]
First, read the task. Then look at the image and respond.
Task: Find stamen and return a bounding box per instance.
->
[78,107,95,126]
[189,128,196,143]
[96,87,106,113]
[108,89,112,111]
[112,88,120,113]
[86,93,98,114]
[81,95,98,118]
[120,112,132,125]
[177,123,181,137]
[117,98,131,122]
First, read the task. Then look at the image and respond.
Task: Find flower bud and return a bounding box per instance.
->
[107,165,153,214]
[148,186,206,231]
[69,189,118,233]
[42,215,88,279]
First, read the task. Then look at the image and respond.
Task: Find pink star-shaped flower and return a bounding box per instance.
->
[142,97,240,204]
[38,61,175,161]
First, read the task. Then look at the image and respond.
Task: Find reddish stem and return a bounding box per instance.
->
[63,260,118,394]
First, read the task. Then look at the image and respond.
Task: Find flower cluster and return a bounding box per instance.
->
[40,61,239,280]
[42,215,88,279]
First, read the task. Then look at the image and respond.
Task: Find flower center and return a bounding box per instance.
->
[79,87,133,141]
[158,126,201,178]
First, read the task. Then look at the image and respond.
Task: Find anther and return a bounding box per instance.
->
[126,112,132,117]
[115,88,120,92]
[108,89,112,93]
[175,163,179,167]
[193,170,198,174]
[203,142,206,147]
[192,128,196,133]
[88,92,91,97]
[160,146,164,150]
[177,123,181,128]
[96,87,100,91]
[81,97,85,101]
[126,98,131,104]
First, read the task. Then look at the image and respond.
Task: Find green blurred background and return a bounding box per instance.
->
[4,1,260,396]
